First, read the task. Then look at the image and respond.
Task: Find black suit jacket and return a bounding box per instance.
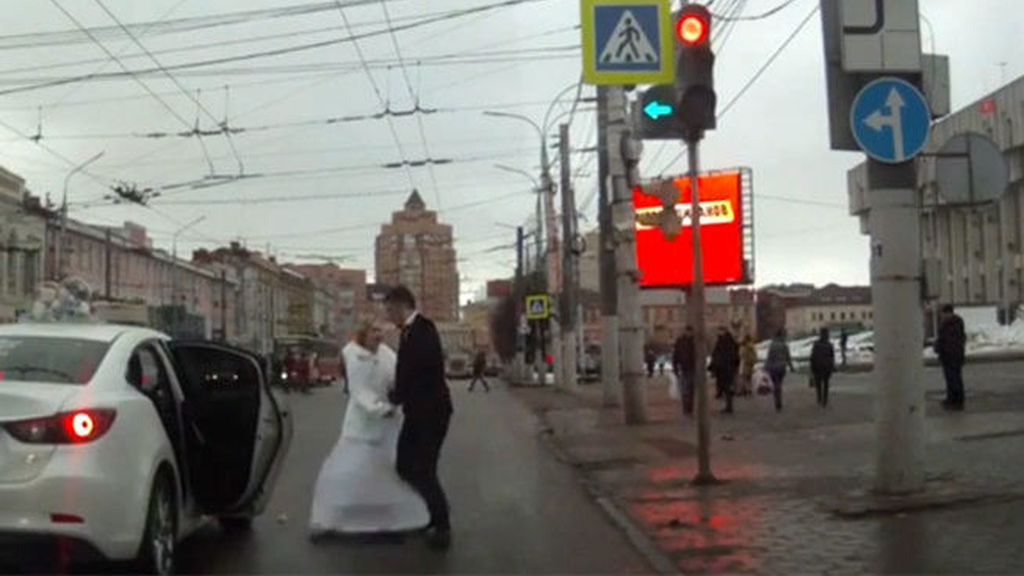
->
[392,314,453,423]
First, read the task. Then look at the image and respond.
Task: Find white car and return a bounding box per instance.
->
[0,323,292,574]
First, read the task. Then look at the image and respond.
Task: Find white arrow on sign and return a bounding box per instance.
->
[864,88,907,161]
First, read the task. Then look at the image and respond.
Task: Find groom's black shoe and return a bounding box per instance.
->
[426,528,451,551]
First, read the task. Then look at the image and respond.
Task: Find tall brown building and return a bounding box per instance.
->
[375,191,459,322]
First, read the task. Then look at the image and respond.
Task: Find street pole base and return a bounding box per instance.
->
[691,472,721,487]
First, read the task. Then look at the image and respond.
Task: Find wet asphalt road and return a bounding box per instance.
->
[172,380,650,574]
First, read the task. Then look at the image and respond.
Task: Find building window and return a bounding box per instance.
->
[830,312,836,321]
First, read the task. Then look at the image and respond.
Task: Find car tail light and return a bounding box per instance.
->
[3,410,116,444]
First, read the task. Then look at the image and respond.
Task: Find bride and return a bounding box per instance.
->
[308,320,429,536]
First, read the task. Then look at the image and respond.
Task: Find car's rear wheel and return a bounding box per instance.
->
[136,473,177,575]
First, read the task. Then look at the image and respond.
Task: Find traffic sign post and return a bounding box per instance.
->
[581,0,674,86]
[851,77,931,164]
[821,0,930,495]
[525,294,551,321]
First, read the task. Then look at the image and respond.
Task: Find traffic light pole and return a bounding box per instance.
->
[686,137,715,484]
[597,86,621,407]
[609,86,647,425]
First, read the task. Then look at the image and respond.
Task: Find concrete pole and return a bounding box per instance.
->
[515,226,527,383]
[687,139,715,484]
[608,87,647,424]
[543,146,562,388]
[559,123,579,392]
[597,86,621,407]
[868,159,926,494]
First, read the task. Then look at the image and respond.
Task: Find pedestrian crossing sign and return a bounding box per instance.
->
[525,294,551,320]
[581,0,674,85]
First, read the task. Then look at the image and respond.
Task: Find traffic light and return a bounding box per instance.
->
[636,84,685,140]
[675,4,716,140]
[637,179,682,240]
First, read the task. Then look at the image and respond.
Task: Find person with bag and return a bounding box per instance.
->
[739,334,757,397]
[765,329,795,412]
[810,328,836,407]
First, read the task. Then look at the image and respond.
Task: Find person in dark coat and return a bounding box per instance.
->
[672,326,696,416]
[645,346,657,378]
[935,304,967,411]
[709,326,740,414]
[468,349,490,393]
[384,286,454,550]
[810,328,836,407]
[765,329,795,412]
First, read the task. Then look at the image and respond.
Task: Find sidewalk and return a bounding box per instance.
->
[513,364,1024,574]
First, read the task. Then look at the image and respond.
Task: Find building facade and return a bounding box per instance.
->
[0,168,46,322]
[782,284,873,338]
[288,264,366,341]
[44,218,237,339]
[375,191,459,322]
[850,74,1024,322]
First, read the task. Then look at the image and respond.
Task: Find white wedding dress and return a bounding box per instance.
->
[308,342,429,536]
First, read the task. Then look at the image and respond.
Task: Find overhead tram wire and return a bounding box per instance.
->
[0,0,402,52]
[93,0,245,175]
[48,0,219,176]
[334,1,416,191]
[379,0,442,210]
[40,0,189,124]
[657,1,819,176]
[0,0,555,98]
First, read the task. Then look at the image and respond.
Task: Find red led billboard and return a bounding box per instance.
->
[633,170,751,288]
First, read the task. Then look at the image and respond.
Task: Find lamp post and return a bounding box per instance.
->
[57,151,104,280]
[171,216,206,336]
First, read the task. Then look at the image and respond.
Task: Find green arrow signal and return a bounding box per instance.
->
[644,101,673,120]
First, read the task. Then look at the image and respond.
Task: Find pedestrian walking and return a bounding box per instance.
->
[739,334,757,397]
[810,328,836,407]
[672,327,696,416]
[645,346,656,379]
[935,304,967,411]
[839,328,849,368]
[765,329,795,412]
[468,349,490,392]
[709,327,740,414]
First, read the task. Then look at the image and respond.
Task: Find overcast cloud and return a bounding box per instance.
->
[0,0,1021,300]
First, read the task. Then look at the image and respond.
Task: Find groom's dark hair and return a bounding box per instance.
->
[384,285,417,309]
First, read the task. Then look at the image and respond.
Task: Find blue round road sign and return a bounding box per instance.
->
[850,77,931,164]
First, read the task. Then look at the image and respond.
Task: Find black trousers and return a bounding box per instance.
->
[943,362,965,406]
[396,412,451,531]
[468,374,490,391]
[813,374,831,406]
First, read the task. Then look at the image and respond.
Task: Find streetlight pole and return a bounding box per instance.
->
[171,216,206,337]
[57,151,104,280]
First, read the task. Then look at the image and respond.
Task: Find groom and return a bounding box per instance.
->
[384,286,453,550]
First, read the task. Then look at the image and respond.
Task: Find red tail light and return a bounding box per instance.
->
[3,410,116,444]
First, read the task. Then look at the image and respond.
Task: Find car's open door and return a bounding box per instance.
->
[167,342,291,516]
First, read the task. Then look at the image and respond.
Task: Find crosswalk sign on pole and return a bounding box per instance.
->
[525,294,551,321]
[581,0,673,85]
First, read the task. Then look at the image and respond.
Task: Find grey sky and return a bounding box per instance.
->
[0,0,1020,301]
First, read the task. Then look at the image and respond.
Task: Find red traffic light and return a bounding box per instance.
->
[676,13,709,45]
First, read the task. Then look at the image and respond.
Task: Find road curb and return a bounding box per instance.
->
[535,415,680,575]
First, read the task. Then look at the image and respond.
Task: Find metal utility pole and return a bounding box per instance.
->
[104,228,112,299]
[542,146,563,388]
[57,151,104,280]
[171,216,206,336]
[608,86,647,424]
[559,123,579,391]
[515,226,527,383]
[686,140,715,484]
[597,86,621,407]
